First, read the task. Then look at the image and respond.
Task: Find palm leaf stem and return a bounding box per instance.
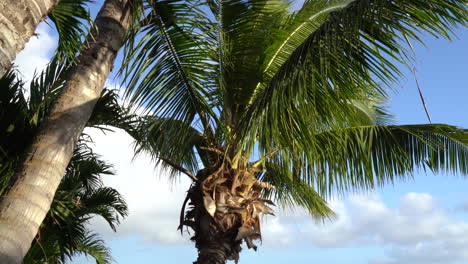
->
[262,1,353,78]
[154,12,215,140]
[253,148,280,167]
[160,157,198,181]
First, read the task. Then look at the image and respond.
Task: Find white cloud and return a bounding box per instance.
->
[13,22,57,84]
[85,127,192,244]
[262,193,468,264]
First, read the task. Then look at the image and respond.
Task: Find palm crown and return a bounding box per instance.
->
[120,0,468,262]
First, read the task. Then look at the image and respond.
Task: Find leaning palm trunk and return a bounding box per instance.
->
[0,0,60,76]
[0,0,131,263]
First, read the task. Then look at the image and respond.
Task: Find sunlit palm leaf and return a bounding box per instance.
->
[237,0,467,156]
[260,162,335,219]
[121,0,217,137]
[267,124,467,198]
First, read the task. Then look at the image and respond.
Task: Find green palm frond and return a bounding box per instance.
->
[237,0,467,154]
[25,143,126,264]
[28,59,71,127]
[66,142,114,192]
[216,0,290,124]
[268,124,467,198]
[121,0,217,135]
[48,0,93,61]
[87,89,141,135]
[262,0,354,85]
[80,186,128,231]
[74,232,113,264]
[25,230,113,264]
[133,117,209,177]
[259,162,335,219]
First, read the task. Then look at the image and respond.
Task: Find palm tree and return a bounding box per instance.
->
[0,0,92,75]
[0,1,134,262]
[121,0,468,263]
[24,142,128,264]
[0,60,134,263]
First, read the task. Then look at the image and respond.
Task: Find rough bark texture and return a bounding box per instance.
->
[0,1,131,263]
[181,162,275,264]
[189,183,242,264]
[0,0,59,76]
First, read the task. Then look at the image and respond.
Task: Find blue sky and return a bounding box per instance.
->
[13,3,468,264]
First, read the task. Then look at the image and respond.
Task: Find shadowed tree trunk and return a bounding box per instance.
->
[0,0,60,76]
[189,183,242,264]
[0,0,131,263]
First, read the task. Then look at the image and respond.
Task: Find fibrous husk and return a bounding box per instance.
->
[199,161,276,251]
[203,194,216,217]
[235,226,260,241]
[181,150,277,257]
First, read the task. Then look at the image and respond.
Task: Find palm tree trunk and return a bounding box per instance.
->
[0,0,60,76]
[0,1,131,263]
[192,212,233,264]
[194,240,230,264]
[188,183,243,264]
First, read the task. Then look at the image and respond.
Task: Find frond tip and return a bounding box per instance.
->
[287,124,468,198]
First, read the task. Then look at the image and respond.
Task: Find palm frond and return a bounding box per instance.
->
[259,162,335,219]
[262,0,354,84]
[216,0,290,125]
[267,124,467,198]
[26,143,126,264]
[237,0,468,155]
[28,59,71,127]
[80,187,128,231]
[87,89,141,136]
[74,232,112,264]
[132,117,210,177]
[120,0,217,135]
[48,0,94,61]
[66,142,114,192]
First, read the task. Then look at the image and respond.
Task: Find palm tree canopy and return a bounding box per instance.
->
[122,0,468,204]
[23,141,127,264]
[119,1,468,258]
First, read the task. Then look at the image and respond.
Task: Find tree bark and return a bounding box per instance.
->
[188,183,243,264]
[0,0,60,76]
[0,1,131,263]
[194,240,230,264]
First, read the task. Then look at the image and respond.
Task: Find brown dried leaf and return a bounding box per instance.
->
[259,198,276,206]
[253,180,276,189]
[244,237,258,251]
[203,195,216,217]
[235,226,260,241]
[253,201,275,216]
